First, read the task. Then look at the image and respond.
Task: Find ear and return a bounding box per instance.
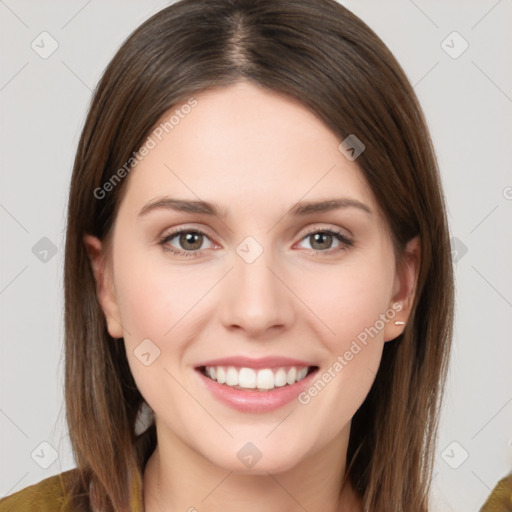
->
[83,234,124,339]
[383,236,421,342]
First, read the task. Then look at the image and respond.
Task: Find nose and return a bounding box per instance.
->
[218,246,296,338]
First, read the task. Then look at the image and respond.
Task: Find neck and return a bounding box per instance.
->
[142,422,363,512]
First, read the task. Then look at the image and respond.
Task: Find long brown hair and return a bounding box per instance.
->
[63,1,454,510]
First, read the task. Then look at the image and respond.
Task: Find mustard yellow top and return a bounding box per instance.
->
[480,473,512,512]
[0,468,144,512]
[1,467,511,511]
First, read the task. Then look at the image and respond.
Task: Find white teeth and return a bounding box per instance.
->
[203,365,311,390]
[216,367,226,384]
[297,367,308,380]
[226,367,239,386]
[286,367,297,385]
[239,368,257,389]
[256,369,274,390]
[274,368,287,387]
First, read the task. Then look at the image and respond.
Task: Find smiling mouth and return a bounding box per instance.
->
[197,365,319,391]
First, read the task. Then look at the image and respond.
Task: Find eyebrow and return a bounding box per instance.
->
[137,196,372,219]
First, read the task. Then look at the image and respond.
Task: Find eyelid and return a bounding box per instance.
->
[159,223,216,241]
[293,225,354,252]
[158,224,218,251]
[298,223,352,239]
[159,223,354,257]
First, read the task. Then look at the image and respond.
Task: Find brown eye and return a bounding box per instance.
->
[159,229,214,257]
[297,228,353,254]
[309,232,334,251]
[178,231,204,251]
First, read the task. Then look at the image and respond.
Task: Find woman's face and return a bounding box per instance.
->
[85,81,416,474]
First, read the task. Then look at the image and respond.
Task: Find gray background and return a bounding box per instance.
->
[1,1,511,510]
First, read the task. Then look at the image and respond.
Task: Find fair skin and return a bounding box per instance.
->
[84,81,419,512]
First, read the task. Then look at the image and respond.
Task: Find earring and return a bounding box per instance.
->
[394,320,405,326]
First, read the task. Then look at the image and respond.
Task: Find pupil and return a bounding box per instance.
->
[177,232,333,252]
[312,232,331,250]
[181,232,202,250]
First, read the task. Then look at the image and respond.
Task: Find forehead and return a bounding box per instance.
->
[117,81,378,221]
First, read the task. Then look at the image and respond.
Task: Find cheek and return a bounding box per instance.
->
[294,257,394,433]
[111,245,222,396]
[301,251,395,351]
[113,246,207,342]
[111,246,206,405]
[298,253,394,411]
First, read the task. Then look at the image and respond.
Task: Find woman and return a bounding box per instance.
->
[0,0,454,510]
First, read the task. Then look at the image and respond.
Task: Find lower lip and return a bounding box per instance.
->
[195,368,318,413]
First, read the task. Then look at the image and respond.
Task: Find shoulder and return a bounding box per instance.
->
[0,469,77,512]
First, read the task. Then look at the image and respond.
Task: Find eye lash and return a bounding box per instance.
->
[158,228,209,258]
[158,227,354,258]
[300,227,354,255]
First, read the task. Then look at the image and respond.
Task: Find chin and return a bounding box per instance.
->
[205,445,307,476]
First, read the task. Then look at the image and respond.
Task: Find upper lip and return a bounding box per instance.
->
[195,356,317,370]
